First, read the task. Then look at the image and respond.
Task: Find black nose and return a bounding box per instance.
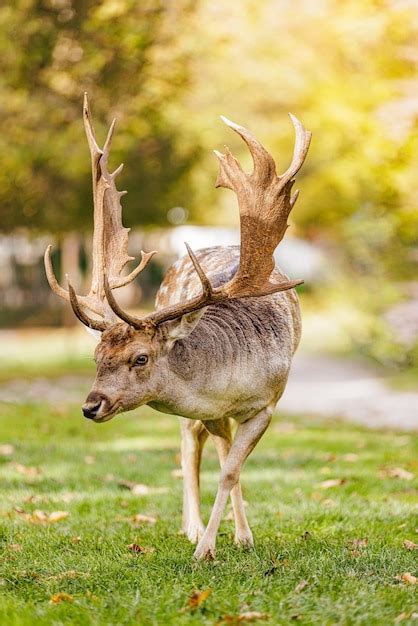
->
[82,392,106,419]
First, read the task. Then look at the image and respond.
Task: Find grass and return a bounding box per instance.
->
[0,401,417,625]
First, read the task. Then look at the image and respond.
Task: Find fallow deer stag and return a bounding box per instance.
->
[45,95,311,560]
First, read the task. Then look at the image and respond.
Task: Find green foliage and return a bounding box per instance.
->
[181,0,418,280]
[0,0,200,232]
[0,402,417,625]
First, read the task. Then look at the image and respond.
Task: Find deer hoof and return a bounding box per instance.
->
[234,529,254,548]
[193,542,216,561]
[185,522,206,544]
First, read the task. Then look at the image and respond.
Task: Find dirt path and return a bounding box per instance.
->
[0,352,416,431]
[281,352,417,431]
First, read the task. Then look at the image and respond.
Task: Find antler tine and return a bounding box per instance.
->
[103,275,144,329]
[115,250,157,289]
[68,278,107,331]
[279,113,312,184]
[44,245,70,301]
[83,92,102,160]
[184,243,213,298]
[220,115,276,181]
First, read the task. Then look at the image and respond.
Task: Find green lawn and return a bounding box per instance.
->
[0,401,417,625]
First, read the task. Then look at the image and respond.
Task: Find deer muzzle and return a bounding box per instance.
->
[82,391,115,422]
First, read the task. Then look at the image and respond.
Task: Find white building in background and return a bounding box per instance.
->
[147,225,327,283]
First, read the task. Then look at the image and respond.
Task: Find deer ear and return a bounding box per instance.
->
[162,309,205,348]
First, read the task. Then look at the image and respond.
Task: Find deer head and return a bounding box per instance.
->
[45,96,311,422]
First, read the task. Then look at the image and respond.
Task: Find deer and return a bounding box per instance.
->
[44,94,311,560]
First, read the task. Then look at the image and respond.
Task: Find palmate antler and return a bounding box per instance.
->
[106,113,311,328]
[44,94,156,330]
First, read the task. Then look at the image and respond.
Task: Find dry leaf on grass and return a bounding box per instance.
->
[171,469,183,479]
[15,509,69,524]
[132,513,157,525]
[294,579,309,593]
[8,544,22,551]
[395,573,417,585]
[84,455,96,465]
[127,543,155,555]
[342,453,359,462]
[218,612,270,624]
[317,478,346,489]
[48,570,90,581]
[181,589,212,612]
[348,538,368,548]
[379,467,414,481]
[394,612,418,624]
[10,463,41,478]
[49,592,74,604]
[48,511,69,523]
[0,444,14,457]
[403,539,418,551]
[117,480,168,496]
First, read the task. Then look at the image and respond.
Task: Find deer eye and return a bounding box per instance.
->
[134,354,148,367]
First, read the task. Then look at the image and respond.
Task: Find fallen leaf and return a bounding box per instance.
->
[8,543,22,551]
[317,478,346,489]
[395,572,417,585]
[350,550,362,558]
[31,509,48,522]
[84,455,95,465]
[403,539,418,551]
[117,480,168,496]
[394,611,408,623]
[348,538,368,548]
[0,444,14,457]
[10,463,41,478]
[49,592,74,604]
[183,588,212,611]
[127,543,155,555]
[394,612,418,623]
[294,579,309,593]
[343,453,359,462]
[238,612,269,622]
[70,536,81,543]
[171,469,183,479]
[380,467,414,481]
[49,570,89,581]
[218,612,270,624]
[48,511,69,523]
[132,513,157,525]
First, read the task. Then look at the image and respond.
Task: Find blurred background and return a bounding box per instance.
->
[0,0,417,426]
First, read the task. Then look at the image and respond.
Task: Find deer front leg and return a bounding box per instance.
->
[194,408,272,561]
[204,417,253,547]
[179,417,208,543]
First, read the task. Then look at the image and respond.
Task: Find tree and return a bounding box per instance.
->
[0,0,200,233]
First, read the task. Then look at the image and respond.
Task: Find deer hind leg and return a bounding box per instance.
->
[204,417,253,547]
[194,408,272,561]
[179,417,208,544]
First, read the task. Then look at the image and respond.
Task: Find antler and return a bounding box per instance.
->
[106,114,311,330]
[44,94,156,328]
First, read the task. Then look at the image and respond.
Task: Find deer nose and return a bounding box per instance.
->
[82,392,106,419]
